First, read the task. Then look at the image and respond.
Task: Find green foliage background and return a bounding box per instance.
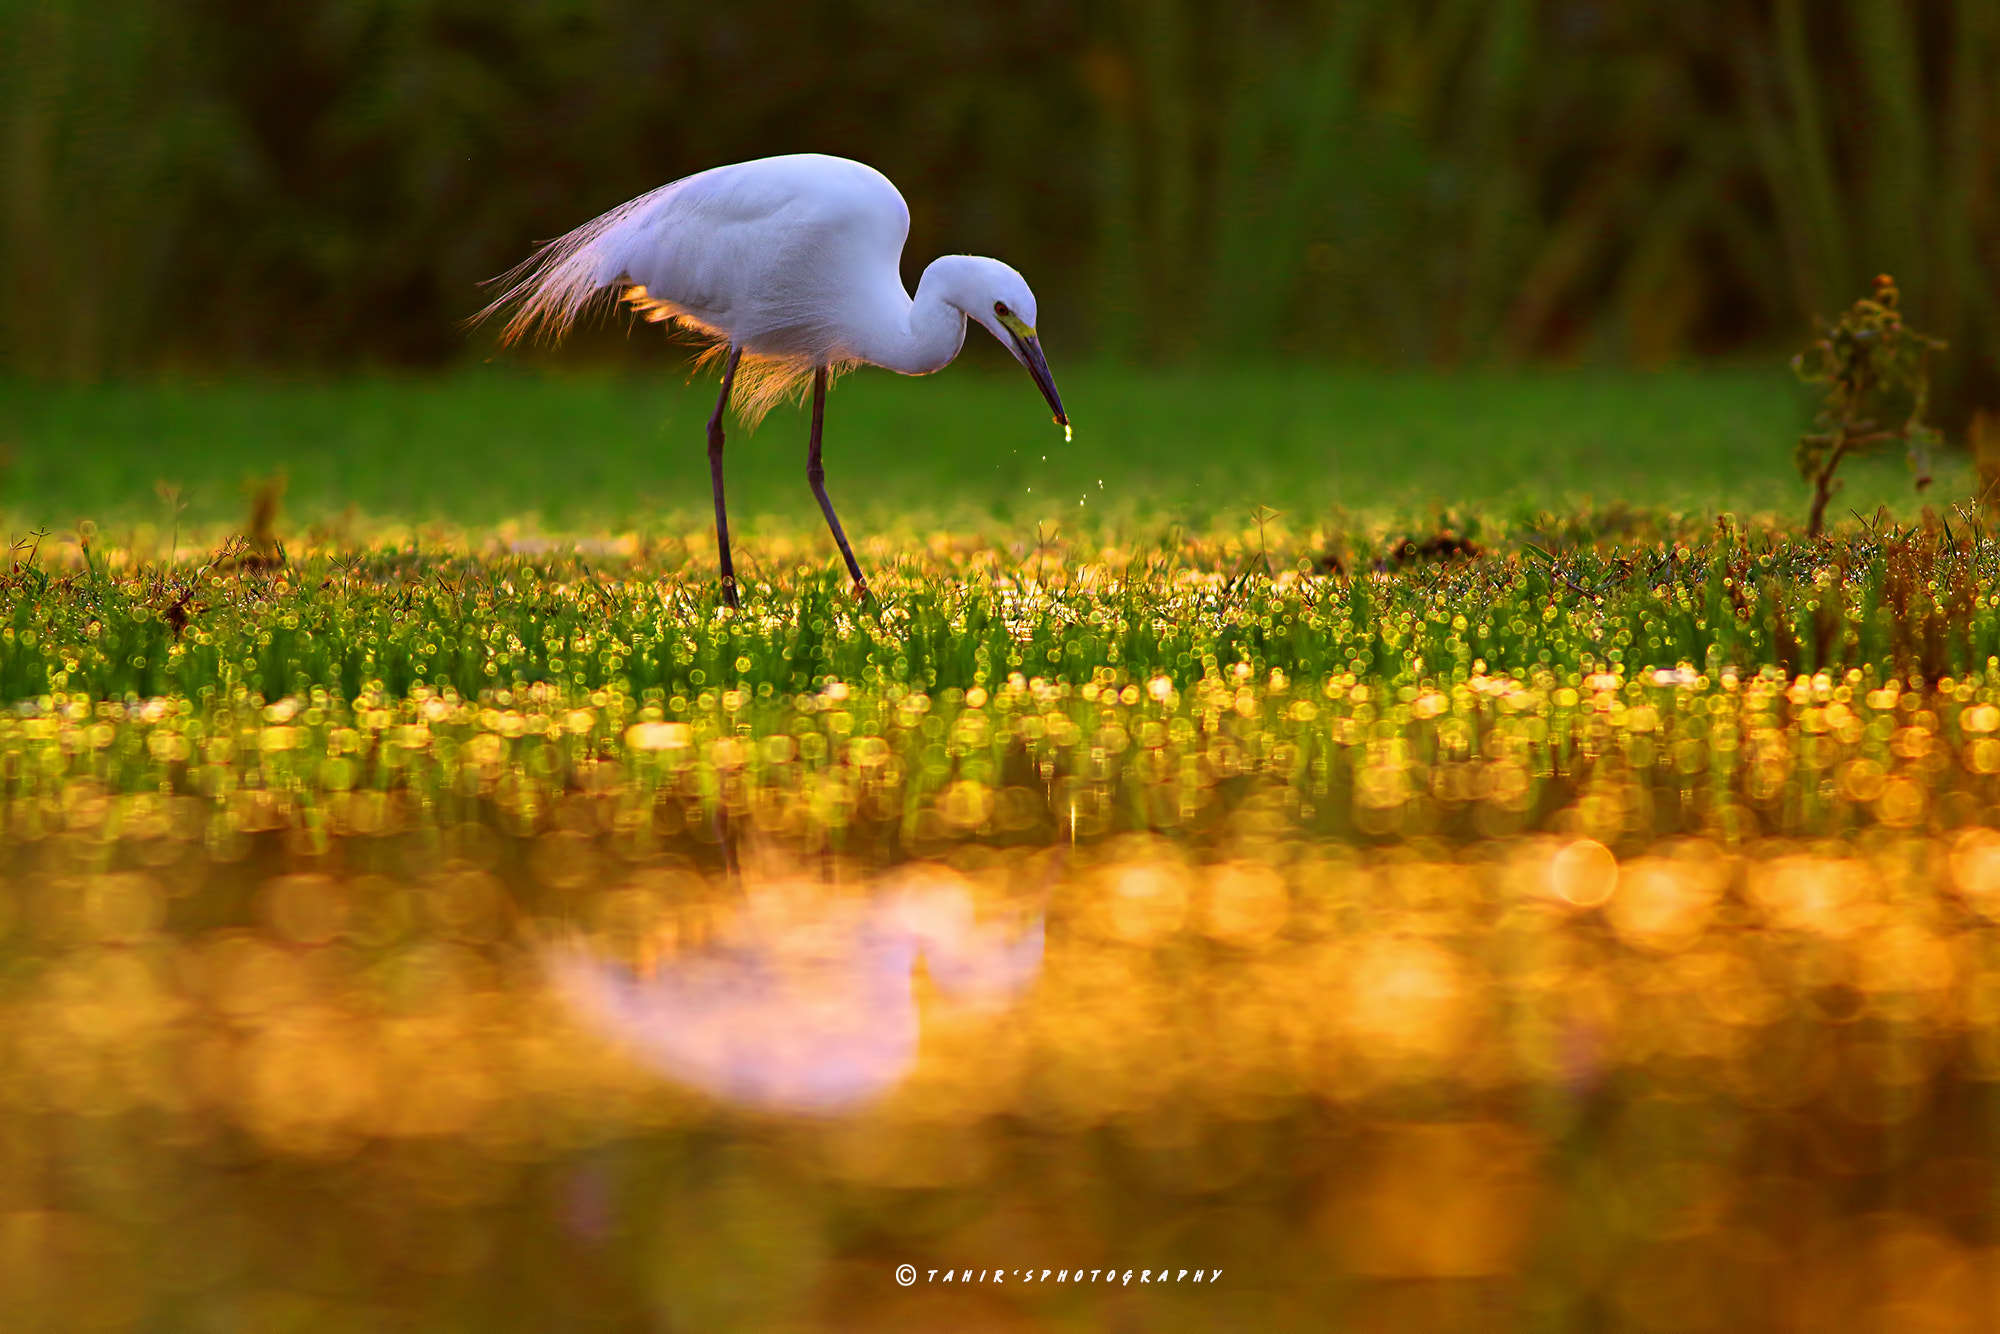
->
[3,0,1997,407]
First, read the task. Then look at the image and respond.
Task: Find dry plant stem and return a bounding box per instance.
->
[1807,422,1854,539]
[708,345,744,609]
[806,365,871,603]
[1808,424,1906,536]
[1807,361,1868,539]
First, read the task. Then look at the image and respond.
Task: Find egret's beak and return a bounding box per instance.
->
[997,311,1068,428]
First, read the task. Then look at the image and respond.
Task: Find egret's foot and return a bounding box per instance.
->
[851,579,877,607]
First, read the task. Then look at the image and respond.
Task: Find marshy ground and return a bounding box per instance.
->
[1,367,1995,1331]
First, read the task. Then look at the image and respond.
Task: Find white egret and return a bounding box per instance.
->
[479,153,1069,606]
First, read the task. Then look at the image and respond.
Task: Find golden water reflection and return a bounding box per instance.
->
[551,869,1043,1113]
[4,831,2000,1329]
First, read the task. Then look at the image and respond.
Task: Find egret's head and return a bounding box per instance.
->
[942,257,1067,429]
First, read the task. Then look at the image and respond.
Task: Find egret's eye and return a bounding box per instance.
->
[994,302,1011,319]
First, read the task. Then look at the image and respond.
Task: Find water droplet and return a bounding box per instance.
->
[1064,423,1073,443]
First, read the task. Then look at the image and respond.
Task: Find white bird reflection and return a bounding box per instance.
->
[550,870,1044,1114]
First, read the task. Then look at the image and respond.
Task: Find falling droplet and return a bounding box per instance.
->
[1064,423,1073,443]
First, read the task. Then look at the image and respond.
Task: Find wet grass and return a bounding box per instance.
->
[2,506,1996,708]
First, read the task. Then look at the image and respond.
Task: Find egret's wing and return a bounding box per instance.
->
[478,155,910,355]
[475,168,765,345]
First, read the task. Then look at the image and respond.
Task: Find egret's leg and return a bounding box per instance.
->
[707,346,744,608]
[806,366,871,598]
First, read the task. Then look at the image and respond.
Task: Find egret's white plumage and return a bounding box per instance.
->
[479,153,1067,605]
[482,153,1062,428]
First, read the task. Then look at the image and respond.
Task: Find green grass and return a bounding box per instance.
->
[0,365,1966,533]
[0,363,1987,727]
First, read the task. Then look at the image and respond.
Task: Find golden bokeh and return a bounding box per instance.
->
[1550,837,1619,907]
[0,668,1997,1324]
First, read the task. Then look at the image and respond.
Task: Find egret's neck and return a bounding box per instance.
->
[860,259,968,376]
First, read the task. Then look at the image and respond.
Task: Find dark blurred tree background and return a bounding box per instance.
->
[3,0,1996,414]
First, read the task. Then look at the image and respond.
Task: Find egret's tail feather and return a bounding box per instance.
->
[472,182,680,346]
